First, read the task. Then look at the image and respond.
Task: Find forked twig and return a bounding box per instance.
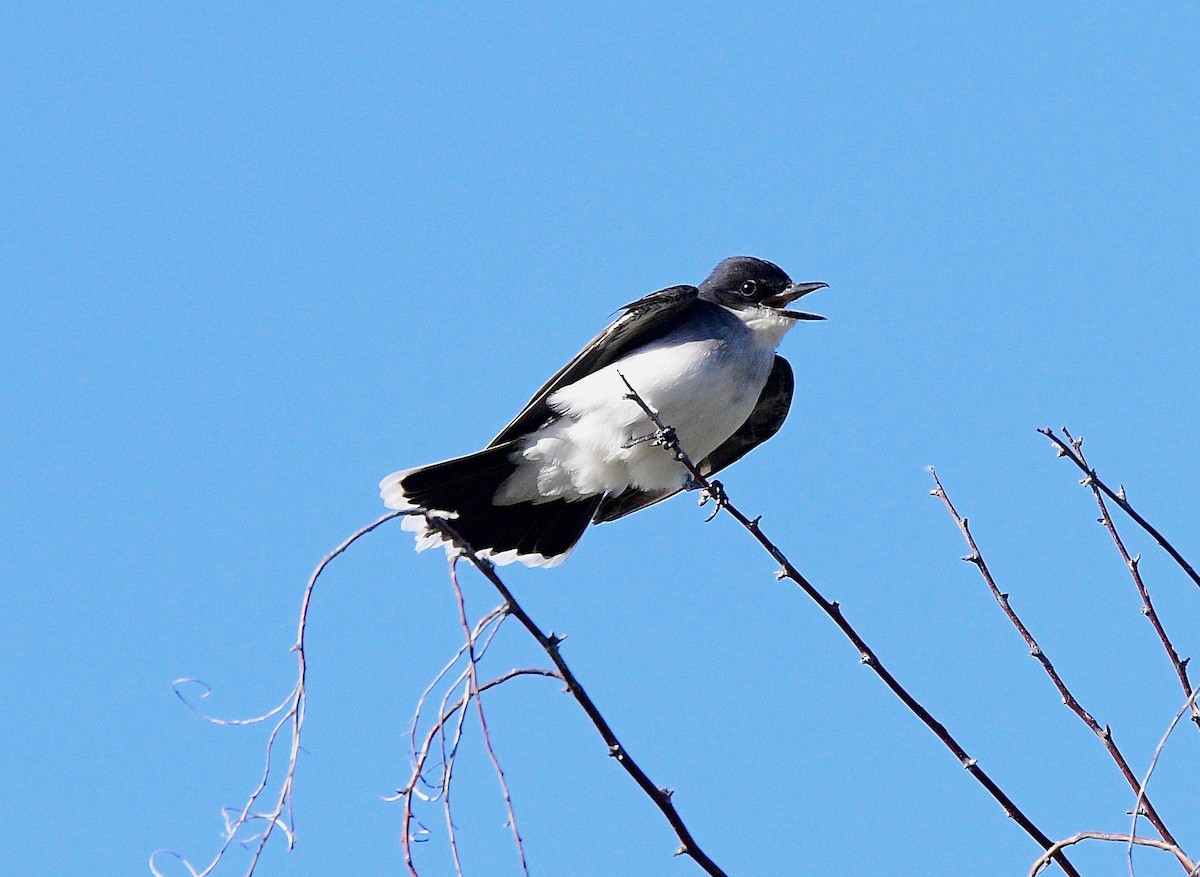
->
[397,600,513,875]
[449,559,530,877]
[1040,427,1200,590]
[394,667,563,875]
[611,373,1080,877]
[1051,428,1197,727]
[1128,688,1200,877]
[929,469,1189,869]
[406,606,507,796]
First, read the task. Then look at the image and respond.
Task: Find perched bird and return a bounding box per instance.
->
[381,256,826,567]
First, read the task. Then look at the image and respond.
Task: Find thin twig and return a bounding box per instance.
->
[1129,688,1200,877]
[449,559,531,877]
[407,607,507,795]
[395,668,563,875]
[1039,427,1200,590]
[1057,428,1198,727]
[1028,832,1196,877]
[441,672,471,877]
[929,468,1188,868]
[170,679,294,728]
[152,510,407,877]
[609,373,1081,877]
[404,605,510,876]
[427,681,467,874]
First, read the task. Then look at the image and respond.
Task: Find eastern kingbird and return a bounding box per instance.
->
[381,256,827,567]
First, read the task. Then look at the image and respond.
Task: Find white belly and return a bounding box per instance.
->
[494,322,777,505]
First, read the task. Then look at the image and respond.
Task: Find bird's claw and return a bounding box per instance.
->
[652,426,679,451]
[623,425,680,451]
[694,479,727,521]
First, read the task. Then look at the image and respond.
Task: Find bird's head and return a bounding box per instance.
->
[698,256,827,321]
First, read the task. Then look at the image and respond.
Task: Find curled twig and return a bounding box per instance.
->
[170,679,294,728]
[153,510,407,877]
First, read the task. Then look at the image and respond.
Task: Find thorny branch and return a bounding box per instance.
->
[168,394,1200,877]
[1039,427,1200,590]
[929,469,1190,869]
[614,373,1081,877]
[152,510,407,877]
[1047,428,1198,727]
[426,515,732,877]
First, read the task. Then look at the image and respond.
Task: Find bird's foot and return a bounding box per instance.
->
[624,425,680,452]
[685,477,726,522]
[653,425,679,452]
[621,432,657,449]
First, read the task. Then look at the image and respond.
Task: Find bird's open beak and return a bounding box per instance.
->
[765,281,828,321]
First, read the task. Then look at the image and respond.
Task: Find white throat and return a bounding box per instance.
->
[723,304,798,350]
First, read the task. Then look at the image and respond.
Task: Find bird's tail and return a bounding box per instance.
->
[380,442,601,568]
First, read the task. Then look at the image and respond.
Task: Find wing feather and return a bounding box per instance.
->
[487,285,700,447]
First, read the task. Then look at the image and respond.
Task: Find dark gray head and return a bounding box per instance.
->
[698,256,827,321]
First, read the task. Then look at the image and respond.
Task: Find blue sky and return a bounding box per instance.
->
[3,3,1199,875]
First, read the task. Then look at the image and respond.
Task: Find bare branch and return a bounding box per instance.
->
[426,515,732,877]
[395,667,563,876]
[1028,832,1196,877]
[406,607,507,796]
[449,559,530,877]
[1129,688,1200,875]
[1039,427,1200,590]
[437,606,509,877]
[604,373,1082,877]
[929,469,1189,868]
[1055,428,1198,728]
[400,601,511,876]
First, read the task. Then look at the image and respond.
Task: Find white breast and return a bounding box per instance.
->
[493,303,796,505]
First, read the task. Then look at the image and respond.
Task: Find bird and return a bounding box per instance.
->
[380,256,827,567]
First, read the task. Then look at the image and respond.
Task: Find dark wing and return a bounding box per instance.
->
[488,285,700,447]
[702,355,794,474]
[593,355,794,523]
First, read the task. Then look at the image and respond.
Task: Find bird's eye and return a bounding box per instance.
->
[740,280,757,296]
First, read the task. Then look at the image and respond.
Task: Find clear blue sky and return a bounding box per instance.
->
[3,4,1199,876]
